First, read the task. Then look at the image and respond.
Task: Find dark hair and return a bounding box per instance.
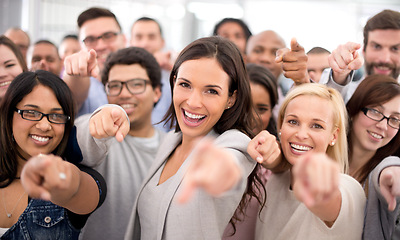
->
[347,74,400,184]
[213,18,252,41]
[0,70,75,187]
[163,36,264,232]
[132,17,163,36]
[101,47,162,89]
[307,46,331,55]
[165,36,255,137]
[61,34,79,41]
[247,63,278,136]
[77,7,122,31]
[363,9,400,52]
[0,35,28,72]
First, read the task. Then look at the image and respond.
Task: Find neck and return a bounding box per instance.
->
[129,120,155,138]
[349,143,375,181]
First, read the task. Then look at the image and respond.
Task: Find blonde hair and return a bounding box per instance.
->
[277,83,348,173]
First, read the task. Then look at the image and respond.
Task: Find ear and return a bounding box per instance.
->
[153,86,162,104]
[226,90,237,109]
[330,127,339,146]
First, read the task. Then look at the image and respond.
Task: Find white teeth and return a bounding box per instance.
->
[31,135,50,142]
[0,81,12,87]
[290,143,312,151]
[184,110,205,119]
[120,104,135,109]
[370,132,383,139]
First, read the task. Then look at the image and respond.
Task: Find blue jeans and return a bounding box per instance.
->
[1,199,80,240]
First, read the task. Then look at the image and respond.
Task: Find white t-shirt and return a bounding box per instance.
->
[255,171,366,240]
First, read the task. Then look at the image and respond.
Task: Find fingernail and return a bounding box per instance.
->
[256,156,263,162]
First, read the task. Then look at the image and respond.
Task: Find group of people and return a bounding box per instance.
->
[0,5,399,240]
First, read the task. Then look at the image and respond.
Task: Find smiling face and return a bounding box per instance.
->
[364,29,400,79]
[280,95,338,164]
[173,58,236,141]
[79,17,126,72]
[351,95,400,155]
[250,82,272,132]
[0,45,23,100]
[217,22,247,55]
[107,64,161,132]
[12,84,66,160]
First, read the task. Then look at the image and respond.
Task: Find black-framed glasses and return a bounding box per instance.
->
[15,109,70,124]
[105,79,151,96]
[82,32,120,47]
[362,107,400,129]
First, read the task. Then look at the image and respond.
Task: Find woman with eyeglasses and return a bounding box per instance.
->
[0,70,108,239]
[345,74,400,239]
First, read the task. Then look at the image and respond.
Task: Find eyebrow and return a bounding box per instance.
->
[286,114,327,123]
[22,104,63,112]
[177,77,223,90]
[4,59,17,64]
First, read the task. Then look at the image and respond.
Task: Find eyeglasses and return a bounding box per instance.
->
[105,79,151,96]
[82,32,120,47]
[362,107,400,129]
[15,109,70,124]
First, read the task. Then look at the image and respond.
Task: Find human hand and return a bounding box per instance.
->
[379,166,400,211]
[21,154,79,202]
[153,50,174,71]
[276,38,309,85]
[328,42,364,84]
[292,153,340,208]
[247,130,281,169]
[177,138,242,204]
[64,49,100,79]
[89,106,130,142]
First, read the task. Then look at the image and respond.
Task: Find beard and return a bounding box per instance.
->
[365,61,400,79]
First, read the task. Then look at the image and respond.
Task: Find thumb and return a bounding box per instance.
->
[111,108,129,142]
[290,38,303,52]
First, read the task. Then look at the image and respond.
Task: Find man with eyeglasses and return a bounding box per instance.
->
[64,7,126,116]
[78,47,165,240]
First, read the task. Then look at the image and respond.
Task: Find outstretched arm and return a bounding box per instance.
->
[276,38,309,85]
[21,154,101,214]
[63,49,100,111]
[292,153,341,227]
[328,42,364,85]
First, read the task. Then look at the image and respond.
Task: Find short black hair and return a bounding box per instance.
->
[77,7,122,31]
[213,18,252,41]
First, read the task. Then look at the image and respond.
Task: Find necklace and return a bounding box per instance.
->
[1,189,26,218]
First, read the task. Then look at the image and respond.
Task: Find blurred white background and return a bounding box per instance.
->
[1,0,400,53]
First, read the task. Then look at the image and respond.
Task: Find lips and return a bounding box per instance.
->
[290,143,313,153]
[182,109,206,127]
[31,134,51,143]
[368,130,383,140]
[0,80,12,88]
[119,103,137,114]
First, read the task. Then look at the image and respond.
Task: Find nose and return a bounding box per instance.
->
[378,48,391,63]
[295,125,309,140]
[376,118,389,130]
[186,90,202,109]
[94,38,108,51]
[119,83,132,98]
[39,60,49,71]
[35,118,52,131]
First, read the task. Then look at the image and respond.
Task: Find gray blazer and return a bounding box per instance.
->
[124,129,256,240]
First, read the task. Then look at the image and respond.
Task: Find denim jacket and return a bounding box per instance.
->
[1,199,80,240]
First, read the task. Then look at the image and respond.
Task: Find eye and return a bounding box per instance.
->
[287,119,298,125]
[206,89,219,95]
[372,44,382,50]
[311,123,324,129]
[391,46,399,53]
[256,107,269,114]
[178,82,190,88]
[5,63,16,68]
